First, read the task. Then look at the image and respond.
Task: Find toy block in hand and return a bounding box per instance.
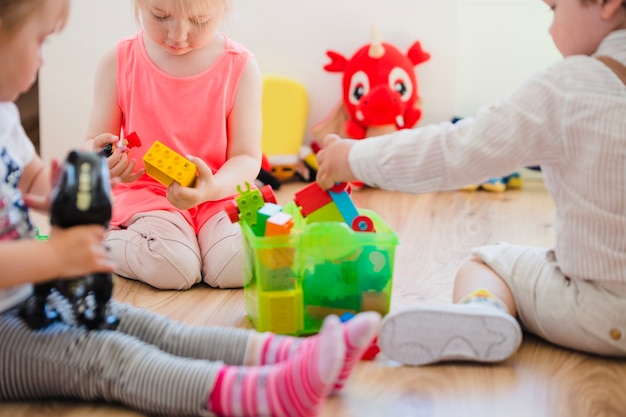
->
[143,141,197,187]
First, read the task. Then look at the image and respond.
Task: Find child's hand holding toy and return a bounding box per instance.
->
[165,155,215,211]
[93,132,145,183]
[315,134,360,190]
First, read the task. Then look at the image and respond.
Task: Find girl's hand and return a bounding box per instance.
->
[108,152,145,184]
[91,133,145,183]
[90,133,119,155]
[47,225,116,279]
[315,134,360,190]
[166,155,214,210]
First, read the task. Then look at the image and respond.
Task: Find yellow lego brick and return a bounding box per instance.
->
[143,141,197,187]
[258,288,304,334]
[258,247,295,269]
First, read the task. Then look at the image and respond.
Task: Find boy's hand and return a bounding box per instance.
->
[48,225,116,279]
[166,155,212,210]
[316,134,359,190]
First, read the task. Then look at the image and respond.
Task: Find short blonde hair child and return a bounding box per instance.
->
[132,0,230,26]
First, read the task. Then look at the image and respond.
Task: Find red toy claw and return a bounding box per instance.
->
[100,131,142,157]
[124,131,142,149]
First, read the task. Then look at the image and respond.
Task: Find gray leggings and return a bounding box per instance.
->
[0,299,253,416]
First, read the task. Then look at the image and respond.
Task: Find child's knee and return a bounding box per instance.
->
[202,241,244,288]
[106,233,201,290]
[200,212,245,288]
[143,265,200,290]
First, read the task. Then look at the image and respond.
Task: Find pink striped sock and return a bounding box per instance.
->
[256,311,381,392]
[208,315,344,417]
[331,312,380,391]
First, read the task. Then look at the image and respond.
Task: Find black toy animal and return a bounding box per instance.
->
[20,150,119,330]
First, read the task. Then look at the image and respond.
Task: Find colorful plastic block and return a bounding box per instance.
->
[265,212,294,236]
[257,288,304,334]
[258,247,295,270]
[294,181,373,230]
[254,202,283,236]
[227,182,278,228]
[259,266,296,292]
[328,187,359,225]
[303,202,345,224]
[293,182,333,217]
[143,141,196,187]
[235,183,267,227]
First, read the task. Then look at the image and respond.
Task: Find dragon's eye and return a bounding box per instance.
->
[348,71,370,105]
[394,82,407,96]
[388,67,413,101]
[353,85,365,101]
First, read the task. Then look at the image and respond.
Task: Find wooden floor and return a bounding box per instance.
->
[5,178,626,417]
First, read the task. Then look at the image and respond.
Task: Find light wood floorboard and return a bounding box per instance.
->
[4,178,626,417]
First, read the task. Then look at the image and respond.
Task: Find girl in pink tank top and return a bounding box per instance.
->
[84,0,262,291]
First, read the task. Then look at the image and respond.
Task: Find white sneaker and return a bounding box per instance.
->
[378,304,522,366]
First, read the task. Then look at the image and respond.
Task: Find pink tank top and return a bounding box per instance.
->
[112,31,252,232]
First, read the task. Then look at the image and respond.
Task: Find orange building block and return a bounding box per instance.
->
[265,212,294,236]
[143,141,197,187]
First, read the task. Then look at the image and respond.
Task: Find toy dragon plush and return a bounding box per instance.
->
[306,27,430,185]
[312,27,431,142]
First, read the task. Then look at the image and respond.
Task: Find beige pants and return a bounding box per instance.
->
[105,210,244,290]
[473,244,626,357]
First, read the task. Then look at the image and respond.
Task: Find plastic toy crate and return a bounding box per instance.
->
[242,201,398,335]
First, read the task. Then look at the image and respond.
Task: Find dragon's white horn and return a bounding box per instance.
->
[368,25,385,58]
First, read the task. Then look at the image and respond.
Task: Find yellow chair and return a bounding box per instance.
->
[261,75,308,182]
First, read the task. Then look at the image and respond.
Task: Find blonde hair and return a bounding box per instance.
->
[132,0,229,27]
[0,0,68,38]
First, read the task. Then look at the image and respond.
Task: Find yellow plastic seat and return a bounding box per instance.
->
[261,76,308,182]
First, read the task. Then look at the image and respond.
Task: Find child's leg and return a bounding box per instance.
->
[112,300,253,365]
[452,257,516,315]
[114,302,372,412]
[105,210,202,290]
[208,315,345,417]
[378,257,522,366]
[197,211,245,288]
[2,309,345,416]
[245,311,381,392]
[473,245,626,357]
[0,309,220,416]
[114,300,378,385]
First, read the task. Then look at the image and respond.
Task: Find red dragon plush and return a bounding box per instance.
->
[319,27,431,140]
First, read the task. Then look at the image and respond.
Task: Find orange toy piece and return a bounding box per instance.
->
[265,211,294,236]
[143,141,197,187]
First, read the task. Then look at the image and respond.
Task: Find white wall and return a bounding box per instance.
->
[39,0,560,162]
